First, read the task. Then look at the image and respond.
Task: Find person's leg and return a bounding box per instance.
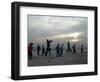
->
[56,51,58,57]
[67,48,69,53]
[30,53,32,60]
[43,52,44,56]
[28,52,30,60]
[37,51,39,56]
[67,49,68,53]
[37,50,38,56]
[61,50,63,56]
[49,50,51,55]
[72,49,74,54]
[41,51,43,56]
[59,51,61,57]
[48,49,50,56]
[75,50,77,54]
[45,48,48,56]
[73,49,76,54]
[38,50,40,56]
[56,53,58,57]
[47,48,49,55]
[70,48,71,52]
[61,52,62,56]
[29,54,31,60]
[42,50,45,56]
[29,53,31,60]
[62,50,63,55]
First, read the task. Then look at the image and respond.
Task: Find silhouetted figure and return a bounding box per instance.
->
[37,44,41,56]
[56,43,61,57]
[41,45,45,56]
[72,44,77,54]
[45,39,53,56]
[60,44,64,56]
[81,45,84,53]
[67,41,72,53]
[28,43,33,60]
[49,47,51,55]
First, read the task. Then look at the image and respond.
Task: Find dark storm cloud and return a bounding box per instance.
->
[28,15,88,46]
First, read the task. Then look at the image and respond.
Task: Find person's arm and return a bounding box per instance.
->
[50,40,53,43]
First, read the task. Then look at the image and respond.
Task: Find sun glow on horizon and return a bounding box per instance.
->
[48,32,81,38]
[70,39,81,42]
[68,32,80,38]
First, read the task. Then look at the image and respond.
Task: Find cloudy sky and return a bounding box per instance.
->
[28,15,88,48]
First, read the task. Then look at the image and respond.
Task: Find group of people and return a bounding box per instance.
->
[28,39,84,60]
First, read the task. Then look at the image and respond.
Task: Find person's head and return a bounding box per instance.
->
[30,43,33,46]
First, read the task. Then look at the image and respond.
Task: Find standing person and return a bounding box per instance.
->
[56,43,61,57]
[49,47,51,55]
[37,44,41,56]
[60,44,64,56]
[41,45,45,56]
[72,44,77,54]
[67,41,72,53]
[28,43,33,60]
[45,39,53,56]
[81,44,84,53]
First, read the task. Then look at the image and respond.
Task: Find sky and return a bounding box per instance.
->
[28,15,88,48]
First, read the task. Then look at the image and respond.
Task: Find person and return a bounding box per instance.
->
[49,47,51,55]
[72,44,77,54]
[67,41,72,53]
[81,45,84,53]
[37,44,41,56]
[60,44,64,56]
[56,43,61,57]
[45,39,53,56]
[41,45,45,56]
[28,43,33,60]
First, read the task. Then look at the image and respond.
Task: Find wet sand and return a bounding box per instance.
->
[28,51,87,67]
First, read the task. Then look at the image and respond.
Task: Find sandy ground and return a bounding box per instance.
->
[28,50,87,67]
